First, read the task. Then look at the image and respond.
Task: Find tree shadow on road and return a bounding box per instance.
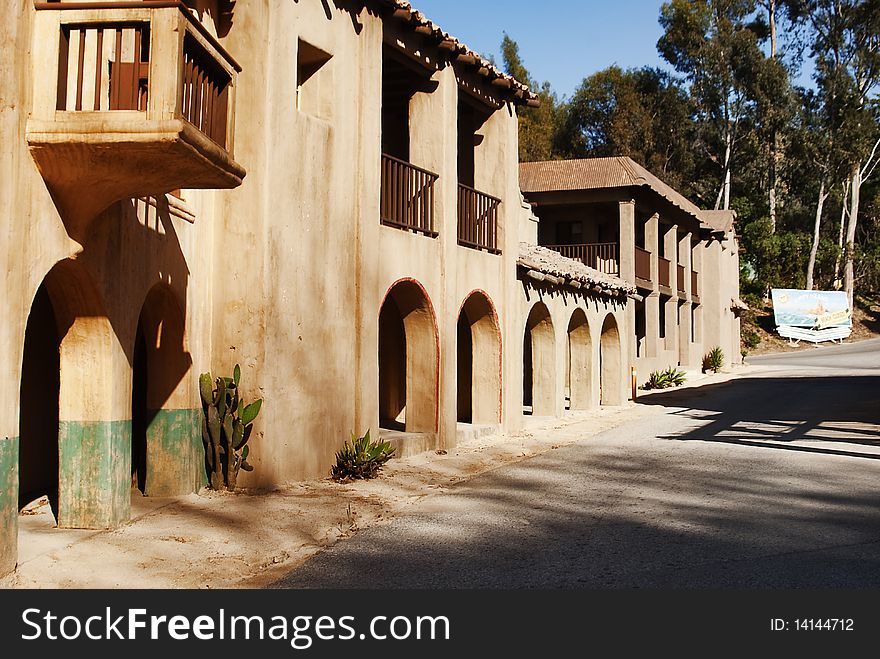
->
[638,375,880,460]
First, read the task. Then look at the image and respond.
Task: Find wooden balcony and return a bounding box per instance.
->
[458,184,501,254]
[544,243,619,276]
[380,154,439,237]
[27,2,245,229]
[635,246,651,283]
[658,257,671,289]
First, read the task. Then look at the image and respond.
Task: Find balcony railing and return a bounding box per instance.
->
[544,243,619,276]
[458,184,501,254]
[677,263,686,291]
[28,2,245,226]
[635,247,651,281]
[380,154,439,237]
[692,270,699,298]
[658,257,671,288]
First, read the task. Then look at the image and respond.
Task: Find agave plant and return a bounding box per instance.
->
[643,366,687,390]
[331,430,395,481]
[703,346,725,373]
[200,364,263,491]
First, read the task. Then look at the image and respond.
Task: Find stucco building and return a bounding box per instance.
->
[0,0,738,577]
[520,157,742,386]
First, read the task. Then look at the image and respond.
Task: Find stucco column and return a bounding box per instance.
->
[618,200,635,283]
[663,224,678,353]
[677,231,692,366]
[56,316,132,529]
[646,212,659,284]
[644,213,660,358]
[434,65,460,450]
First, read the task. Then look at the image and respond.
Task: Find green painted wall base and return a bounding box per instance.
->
[0,437,18,576]
[145,408,204,496]
[59,420,130,529]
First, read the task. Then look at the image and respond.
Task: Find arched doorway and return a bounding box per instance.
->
[18,259,128,530]
[19,282,61,522]
[600,313,622,406]
[131,284,195,497]
[568,308,593,410]
[523,302,555,416]
[457,291,501,425]
[378,279,438,433]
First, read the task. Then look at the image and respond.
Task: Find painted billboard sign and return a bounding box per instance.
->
[770,289,852,328]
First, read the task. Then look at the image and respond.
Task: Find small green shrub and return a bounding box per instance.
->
[331,430,395,481]
[643,366,687,390]
[742,329,760,349]
[703,346,725,373]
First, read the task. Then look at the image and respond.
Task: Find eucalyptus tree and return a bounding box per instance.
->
[805,0,880,306]
[558,66,697,194]
[657,0,773,211]
[501,34,562,162]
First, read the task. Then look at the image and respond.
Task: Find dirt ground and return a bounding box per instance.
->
[1,369,749,590]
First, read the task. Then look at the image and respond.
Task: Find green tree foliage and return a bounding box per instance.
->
[558,66,697,193]
[500,34,563,161]
[502,2,880,299]
[657,0,775,211]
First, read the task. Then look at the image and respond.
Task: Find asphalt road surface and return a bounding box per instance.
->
[275,339,880,588]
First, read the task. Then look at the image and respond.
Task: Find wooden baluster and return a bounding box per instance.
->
[93,28,104,110]
[75,28,86,111]
[57,27,70,110]
[111,28,122,110]
[131,27,141,111]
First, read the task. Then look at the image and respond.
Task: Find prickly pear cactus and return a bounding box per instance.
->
[199,364,262,491]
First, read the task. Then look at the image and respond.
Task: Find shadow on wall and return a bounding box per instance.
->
[19,195,196,521]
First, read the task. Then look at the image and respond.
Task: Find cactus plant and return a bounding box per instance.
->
[200,364,262,491]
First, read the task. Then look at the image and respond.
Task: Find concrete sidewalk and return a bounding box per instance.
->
[1,368,747,589]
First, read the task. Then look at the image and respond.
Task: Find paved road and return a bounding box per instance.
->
[275,339,880,588]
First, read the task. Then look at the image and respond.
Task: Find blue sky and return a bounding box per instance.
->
[411,0,675,100]
[411,0,813,98]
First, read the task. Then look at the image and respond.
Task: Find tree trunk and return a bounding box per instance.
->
[714,128,732,210]
[768,0,778,233]
[806,179,827,290]
[844,163,861,310]
[833,178,849,289]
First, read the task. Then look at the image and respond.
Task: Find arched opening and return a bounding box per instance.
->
[19,282,61,522]
[457,292,501,425]
[568,308,593,410]
[523,302,555,416]
[18,259,129,532]
[600,313,622,406]
[378,280,438,433]
[131,284,195,497]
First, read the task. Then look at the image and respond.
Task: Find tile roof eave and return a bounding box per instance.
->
[374,0,539,107]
